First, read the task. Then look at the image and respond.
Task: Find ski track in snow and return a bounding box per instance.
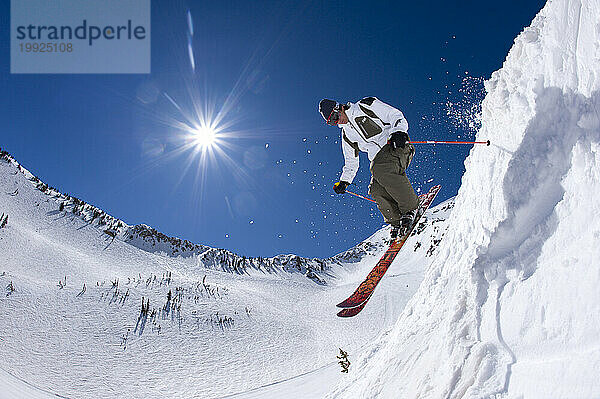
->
[0,153,451,398]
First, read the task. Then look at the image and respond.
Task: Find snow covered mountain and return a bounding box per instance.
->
[0,147,451,398]
[4,0,598,397]
[0,151,334,284]
[328,0,600,398]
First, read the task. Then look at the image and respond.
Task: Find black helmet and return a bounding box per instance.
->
[319,99,340,125]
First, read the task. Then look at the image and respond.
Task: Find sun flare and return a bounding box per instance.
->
[192,126,218,150]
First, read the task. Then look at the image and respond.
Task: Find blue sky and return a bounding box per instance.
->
[0,0,545,258]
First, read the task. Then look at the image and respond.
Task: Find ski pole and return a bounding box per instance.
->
[409,140,490,146]
[346,190,377,204]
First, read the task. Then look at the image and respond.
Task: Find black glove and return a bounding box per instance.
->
[333,181,350,194]
[389,131,409,149]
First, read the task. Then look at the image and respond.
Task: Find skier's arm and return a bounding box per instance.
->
[371,98,409,134]
[340,129,359,184]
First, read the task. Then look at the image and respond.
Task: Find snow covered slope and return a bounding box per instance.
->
[328,0,600,398]
[0,151,331,284]
[0,148,451,398]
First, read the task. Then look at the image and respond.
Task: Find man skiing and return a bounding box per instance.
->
[319,97,419,239]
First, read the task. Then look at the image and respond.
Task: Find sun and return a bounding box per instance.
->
[191,126,218,150]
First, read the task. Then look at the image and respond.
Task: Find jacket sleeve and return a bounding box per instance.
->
[340,128,359,183]
[370,98,409,134]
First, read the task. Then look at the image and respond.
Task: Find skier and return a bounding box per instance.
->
[319,97,419,239]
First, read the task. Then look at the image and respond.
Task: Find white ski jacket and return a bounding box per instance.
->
[338,97,409,183]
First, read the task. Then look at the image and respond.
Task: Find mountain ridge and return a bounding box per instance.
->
[0,147,450,285]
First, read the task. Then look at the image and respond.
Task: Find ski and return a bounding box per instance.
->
[336,185,441,317]
[337,293,372,317]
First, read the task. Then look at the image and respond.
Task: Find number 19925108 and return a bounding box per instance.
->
[19,42,73,52]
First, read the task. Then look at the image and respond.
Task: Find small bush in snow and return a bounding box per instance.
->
[76,283,86,297]
[337,348,350,373]
[206,312,235,330]
[57,276,67,289]
[0,213,8,229]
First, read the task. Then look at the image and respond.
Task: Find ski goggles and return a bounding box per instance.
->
[326,104,342,125]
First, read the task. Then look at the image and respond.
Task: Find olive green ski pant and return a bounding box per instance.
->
[369,143,419,226]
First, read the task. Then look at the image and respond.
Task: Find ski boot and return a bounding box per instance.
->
[389,210,416,242]
[390,225,400,240]
[397,210,416,238]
